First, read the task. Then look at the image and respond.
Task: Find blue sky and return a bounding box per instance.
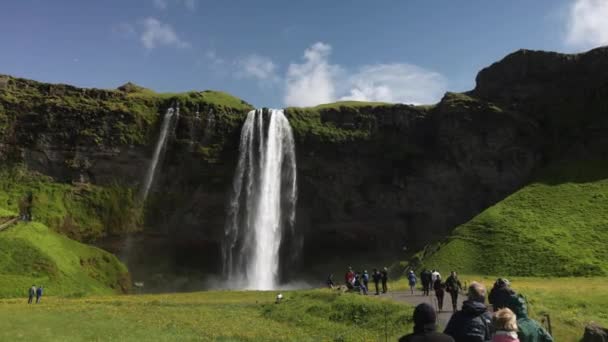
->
[1,0,606,107]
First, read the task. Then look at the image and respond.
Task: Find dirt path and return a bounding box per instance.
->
[381,290,465,328]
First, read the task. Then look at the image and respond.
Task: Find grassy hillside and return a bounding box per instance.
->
[0,221,129,298]
[0,290,412,341]
[416,160,608,276]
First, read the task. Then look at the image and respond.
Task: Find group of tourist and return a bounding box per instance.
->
[399,278,553,342]
[27,284,43,304]
[327,266,389,295]
[408,269,464,312]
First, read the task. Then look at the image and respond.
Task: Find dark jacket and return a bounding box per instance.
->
[488,284,515,311]
[507,295,553,342]
[433,279,445,294]
[444,300,492,342]
[445,275,462,293]
[400,303,455,342]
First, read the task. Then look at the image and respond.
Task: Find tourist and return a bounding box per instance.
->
[434,275,445,312]
[398,303,455,342]
[506,294,553,342]
[359,274,368,295]
[362,270,369,290]
[345,267,355,289]
[445,271,462,312]
[444,282,493,342]
[431,269,441,286]
[489,278,516,311]
[35,285,43,304]
[492,308,520,342]
[28,285,36,304]
[407,270,417,295]
[421,269,432,296]
[372,268,382,295]
[381,267,388,293]
[326,274,334,289]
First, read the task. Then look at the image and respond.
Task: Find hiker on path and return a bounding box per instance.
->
[434,275,446,312]
[407,270,417,295]
[345,267,355,289]
[431,269,441,285]
[372,268,382,295]
[506,294,553,342]
[362,270,369,290]
[326,274,334,289]
[398,303,455,342]
[28,285,36,304]
[489,278,516,311]
[444,282,493,342]
[492,308,520,342]
[35,286,43,304]
[445,271,462,312]
[381,267,388,293]
[421,269,432,296]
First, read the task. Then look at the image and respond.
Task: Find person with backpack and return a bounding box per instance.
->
[399,303,455,342]
[421,269,432,296]
[28,285,36,304]
[407,270,418,295]
[444,282,493,342]
[372,269,382,295]
[381,267,389,293]
[445,271,462,312]
[35,285,43,304]
[434,275,446,312]
[506,294,553,342]
[489,278,516,311]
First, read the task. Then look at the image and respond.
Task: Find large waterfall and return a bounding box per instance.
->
[223,109,297,290]
[140,107,175,202]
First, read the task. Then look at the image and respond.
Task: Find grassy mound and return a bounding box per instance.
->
[417,160,608,276]
[0,221,129,298]
[0,290,412,341]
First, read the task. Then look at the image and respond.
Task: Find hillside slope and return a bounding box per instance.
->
[0,209,130,297]
[416,161,608,276]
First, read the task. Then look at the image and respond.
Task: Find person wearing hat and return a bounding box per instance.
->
[399,303,455,342]
[489,278,516,312]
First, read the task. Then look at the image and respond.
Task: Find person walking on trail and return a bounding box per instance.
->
[407,270,417,295]
[381,267,389,293]
[28,285,36,304]
[372,268,382,295]
[489,278,516,311]
[492,308,520,342]
[362,270,369,290]
[434,275,446,312]
[421,269,431,296]
[444,282,493,342]
[445,271,462,312]
[398,303,455,342]
[506,294,553,342]
[35,286,43,304]
[431,269,441,285]
[345,267,355,289]
[326,274,335,289]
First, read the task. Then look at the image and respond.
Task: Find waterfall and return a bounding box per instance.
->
[223,109,297,290]
[140,107,175,202]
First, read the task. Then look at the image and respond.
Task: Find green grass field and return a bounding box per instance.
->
[392,275,608,341]
[0,290,412,341]
[417,160,608,276]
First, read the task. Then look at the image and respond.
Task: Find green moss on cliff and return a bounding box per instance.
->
[417,160,608,276]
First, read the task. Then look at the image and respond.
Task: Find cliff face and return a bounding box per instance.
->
[1,46,607,283]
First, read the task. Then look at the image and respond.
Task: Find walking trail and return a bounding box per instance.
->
[381,290,465,328]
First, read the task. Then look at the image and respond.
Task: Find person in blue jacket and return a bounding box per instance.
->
[407,270,418,295]
[35,286,43,304]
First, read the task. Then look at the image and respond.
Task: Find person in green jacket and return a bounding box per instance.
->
[506,294,553,342]
[445,271,462,312]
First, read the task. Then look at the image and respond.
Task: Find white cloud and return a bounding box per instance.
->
[566,0,608,49]
[140,17,190,49]
[284,42,340,107]
[206,50,225,66]
[236,54,279,83]
[284,42,446,107]
[153,0,196,11]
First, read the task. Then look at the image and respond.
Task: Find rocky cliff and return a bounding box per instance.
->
[1,46,607,285]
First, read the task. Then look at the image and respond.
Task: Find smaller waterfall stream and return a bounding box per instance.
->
[140,107,175,202]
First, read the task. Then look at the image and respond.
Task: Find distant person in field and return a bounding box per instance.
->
[398,303,455,342]
[407,270,417,295]
[372,268,382,295]
[345,267,355,289]
[358,272,368,295]
[444,282,493,342]
[445,271,463,312]
[362,270,369,290]
[492,308,520,342]
[506,294,553,342]
[381,267,389,293]
[489,278,516,311]
[35,285,43,304]
[19,192,34,221]
[28,285,36,304]
[326,274,334,289]
[434,275,445,312]
[421,269,432,296]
